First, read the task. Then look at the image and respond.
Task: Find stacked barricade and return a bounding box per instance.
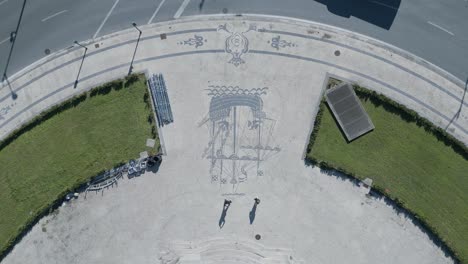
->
[148,74,173,126]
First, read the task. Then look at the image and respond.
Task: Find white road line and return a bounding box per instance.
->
[368,0,398,10]
[93,0,120,39]
[427,21,454,36]
[147,0,167,24]
[41,10,68,22]
[0,36,10,45]
[0,0,8,6]
[174,0,190,19]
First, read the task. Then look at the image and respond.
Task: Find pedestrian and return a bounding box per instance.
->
[224,199,232,208]
[254,197,260,205]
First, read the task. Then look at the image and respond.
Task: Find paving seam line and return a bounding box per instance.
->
[2,24,465,113]
[2,14,465,99]
[1,49,466,144]
[0,28,217,103]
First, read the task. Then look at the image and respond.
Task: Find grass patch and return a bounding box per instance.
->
[0,74,159,259]
[307,83,468,263]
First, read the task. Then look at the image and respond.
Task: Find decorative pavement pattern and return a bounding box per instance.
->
[200,85,280,193]
[218,23,257,66]
[0,16,463,264]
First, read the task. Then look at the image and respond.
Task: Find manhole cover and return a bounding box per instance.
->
[160,33,167,40]
[334,50,341,56]
[44,49,51,55]
[255,234,261,240]
[222,8,228,14]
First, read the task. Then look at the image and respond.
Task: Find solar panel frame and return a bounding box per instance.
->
[325,83,375,141]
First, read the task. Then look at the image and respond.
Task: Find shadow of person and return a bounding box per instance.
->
[219,200,231,228]
[249,203,257,224]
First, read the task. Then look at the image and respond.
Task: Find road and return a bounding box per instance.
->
[0,0,467,81]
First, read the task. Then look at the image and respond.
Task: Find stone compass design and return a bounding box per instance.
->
[199,85,281,191]
[218,24,257,66]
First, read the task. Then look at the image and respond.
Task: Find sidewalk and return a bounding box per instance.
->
[0,15,466,145]
[0,15,458,264]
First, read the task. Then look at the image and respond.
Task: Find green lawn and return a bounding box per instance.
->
[0,76,158,256]
[307,91,468,263]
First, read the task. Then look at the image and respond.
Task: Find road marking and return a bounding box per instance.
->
[427,21,454,36]
[93,0,120,39]
[0,36,10,45]
[147,0,167,24]
[368,0,398,10]
[174,0,190,19]
[0,0,8,6]
[41,10,68,22]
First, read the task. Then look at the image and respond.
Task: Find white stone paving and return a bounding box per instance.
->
[0,15,462,264]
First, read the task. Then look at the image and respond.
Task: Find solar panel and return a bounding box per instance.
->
[325,83,374,141]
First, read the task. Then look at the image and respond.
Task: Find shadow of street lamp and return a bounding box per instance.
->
[2,74,18,100]
[1,0,27,100]
[128,22,142,76]
[73,40,88,89]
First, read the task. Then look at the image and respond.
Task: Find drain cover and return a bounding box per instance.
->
[44,49,51,55]
[334,50,341,56]
[255,234,261,240]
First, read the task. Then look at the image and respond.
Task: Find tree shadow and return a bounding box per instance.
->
[314,0,401,30]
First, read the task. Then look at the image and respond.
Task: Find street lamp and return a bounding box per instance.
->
[73,41,88,88]
[132,22,142,34]
[74,40,88,51]
[128,22,142,75]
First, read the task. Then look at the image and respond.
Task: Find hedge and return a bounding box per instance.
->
[0,73,157,262]
[306,79,465,263]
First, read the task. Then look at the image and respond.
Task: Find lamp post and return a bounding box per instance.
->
[74,40,88,51]
[128,22,142,75]
[132,22,142,34]
[73,41,88,88]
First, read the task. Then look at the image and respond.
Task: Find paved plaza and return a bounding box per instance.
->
[1,15,464,263]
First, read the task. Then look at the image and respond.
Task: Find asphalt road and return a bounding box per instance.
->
[0,0,467,82]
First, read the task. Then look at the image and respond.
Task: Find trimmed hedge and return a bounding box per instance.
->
[353,85,467,159]
[306,79,465,264]
[0,73,157,262]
